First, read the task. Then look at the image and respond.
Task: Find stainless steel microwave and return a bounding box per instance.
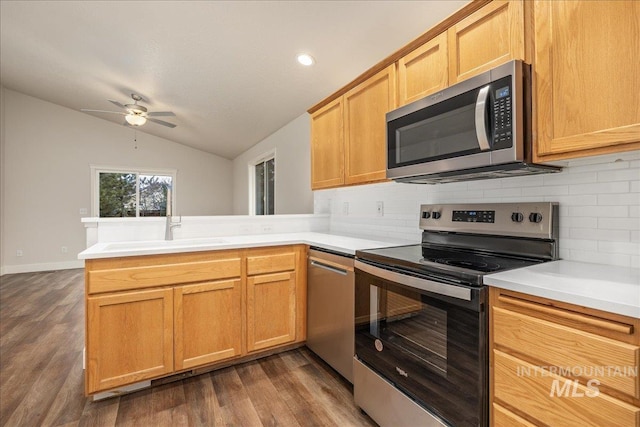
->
[386,60,560,184]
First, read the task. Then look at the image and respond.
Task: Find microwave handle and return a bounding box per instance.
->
[475,85,491,151]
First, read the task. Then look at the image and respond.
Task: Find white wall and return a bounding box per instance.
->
[315,151,640,269]
[232,113,312,215]
[0,87,233,274]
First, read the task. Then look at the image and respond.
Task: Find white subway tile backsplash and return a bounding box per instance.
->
[597,168,639,182]
[569,250,631,268]
[597,241,640,255]
[317,151,640,268]
[568,206,628,218]
[597,217,640,230]
[570,181,629,195]
[598,193,640,206]
[570,228,630,242]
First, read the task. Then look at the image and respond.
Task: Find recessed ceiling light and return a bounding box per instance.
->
[297,53,315,66]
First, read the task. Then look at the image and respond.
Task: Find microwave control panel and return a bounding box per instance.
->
[492,79,512,148]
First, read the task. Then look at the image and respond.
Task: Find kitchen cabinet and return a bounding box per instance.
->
[174,279,242,370]
[310,65,395,189]
[344,64,396,185]
[86,288,174,394]
[310,97,344,190]
[533,0,640,160]
[489,287,640,426]
[246,246,306,352]
[447,0,527,84]
[397,32,448,106]
[84,246,306,395]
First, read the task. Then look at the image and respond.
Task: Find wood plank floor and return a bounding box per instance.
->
[0,269,376,427]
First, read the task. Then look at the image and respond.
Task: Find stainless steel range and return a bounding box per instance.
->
[353,202,559,427]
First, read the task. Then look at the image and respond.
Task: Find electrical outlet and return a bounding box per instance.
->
[342,202,349,215]
[79,208,88,215]
[376,201,384,217]
[16,249,23,257]
[61,246,68,253]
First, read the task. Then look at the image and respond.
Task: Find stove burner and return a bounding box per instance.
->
[433,258,501,272]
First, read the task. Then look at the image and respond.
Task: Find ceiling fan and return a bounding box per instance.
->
[81,93,177,128]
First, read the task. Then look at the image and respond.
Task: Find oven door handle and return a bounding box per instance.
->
[354,260,472,301]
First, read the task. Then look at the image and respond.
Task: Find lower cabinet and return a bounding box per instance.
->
[174,279,242,370]
[247,271,296,352]
[85,245,307,395]
[489,287,640,426]
[86,288,174,394]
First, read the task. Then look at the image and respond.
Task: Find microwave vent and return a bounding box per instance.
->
[395,163,561,185]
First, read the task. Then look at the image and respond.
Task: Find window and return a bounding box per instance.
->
[91,166,176,217]
[251,152,275,215]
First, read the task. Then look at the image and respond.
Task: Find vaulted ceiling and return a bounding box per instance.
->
[0,1,468,159]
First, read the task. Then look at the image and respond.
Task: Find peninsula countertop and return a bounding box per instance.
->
[78,232,411,260]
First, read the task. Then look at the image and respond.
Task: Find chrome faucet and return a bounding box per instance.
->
[165,216,181,241]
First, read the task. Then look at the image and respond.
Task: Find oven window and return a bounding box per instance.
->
[368,284,448,376]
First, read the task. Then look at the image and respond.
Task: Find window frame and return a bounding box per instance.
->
[90,165,177,218]
[248,149,276,216]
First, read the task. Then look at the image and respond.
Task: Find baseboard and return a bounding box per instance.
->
[0,260,84,275]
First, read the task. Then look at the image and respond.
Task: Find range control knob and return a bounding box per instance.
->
[432,211,442,220]
[529,212,543,223]
[511,212,524,223]
[422,211,431,219]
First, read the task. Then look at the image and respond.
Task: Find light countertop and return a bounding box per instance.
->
[486,260,640,318]
[78,232,410,260]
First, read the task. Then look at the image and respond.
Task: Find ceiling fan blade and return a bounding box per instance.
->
[147,117,177,128]
[108,100,127,110]
[81,109,126,115]
[147,111,176,117]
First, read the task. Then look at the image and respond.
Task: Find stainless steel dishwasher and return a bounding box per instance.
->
[307,247,355,383]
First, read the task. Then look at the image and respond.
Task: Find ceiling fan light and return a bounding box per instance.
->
[125,114,147,126]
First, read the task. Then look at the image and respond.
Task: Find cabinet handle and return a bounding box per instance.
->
[309,259,348,276]
[497,295,634,335]
[308,256,354,273]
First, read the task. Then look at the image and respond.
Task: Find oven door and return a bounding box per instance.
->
[354,260,488,427]
[386,60,526,181]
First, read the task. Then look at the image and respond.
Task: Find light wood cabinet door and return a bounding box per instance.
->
[398,32,448,106]
[86,288,174,394]
[448,0,525,84]
[534,0,640,160]
[246,271,296,352]
[174,279,242,371]
[310,97,344,190]
[344,64,396,185]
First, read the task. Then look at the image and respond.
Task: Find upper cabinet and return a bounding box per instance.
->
[397,32,448,106]
[344,65,396,186]
[310,65,396,189]
[310,97,344,189]
[447,0,526,84]
[310,0,639,189]
[533,0,640,160]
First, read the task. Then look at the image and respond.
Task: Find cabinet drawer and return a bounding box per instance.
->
[493,403,536,427]
[494,350,640,426]
[493,306,640,399]
[246,251,296,275]
[88,258,241,294]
